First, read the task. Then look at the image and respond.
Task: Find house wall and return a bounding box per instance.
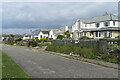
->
[23,36,30,40]
[65,25,69,31]
[111,31,119,38]
[72,20,119,32]
[72,30,79,40]
[72,18,120,40]
[49,30,57,39]
[80,21,119,29]
[38,32,49,39]
[72,20,79,32]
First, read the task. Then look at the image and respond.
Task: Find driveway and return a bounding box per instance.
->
[1,44,119,78]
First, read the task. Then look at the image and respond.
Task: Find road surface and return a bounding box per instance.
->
[1,44,119,78]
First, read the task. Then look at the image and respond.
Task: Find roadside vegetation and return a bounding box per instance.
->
[1,51,30,79]
[46,44,120,64]
[3,37,51,48]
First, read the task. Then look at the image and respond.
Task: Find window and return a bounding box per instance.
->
[84,32,87,36]
[103,31,110,37]
[40,35,42,38]
[95,32,98,37]
[31,36,34,38]
[35,37,38,39]
[90,32,92,36]
[90,33,91,36]
[104,22,109,27]
[80,32,82,37]
[94,32,101,37]
[99,32,101,37]
[113,21,115,26]
[103,31,107,37]
[85,24,87,27]
[96,23,100,27]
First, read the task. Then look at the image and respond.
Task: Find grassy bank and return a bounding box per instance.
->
[46,44,120,64]
[1,51,30,79]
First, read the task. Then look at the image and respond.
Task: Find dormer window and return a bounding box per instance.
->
[96,23,100,27]
[104,21,109,27]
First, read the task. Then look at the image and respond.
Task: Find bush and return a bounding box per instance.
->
[40,37,47,42]
[28,41,38,47]
[57,35,64,40]
[31,38,35,41]
[35,38,41,42]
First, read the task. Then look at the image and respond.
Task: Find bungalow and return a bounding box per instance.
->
[2,34,10,41]
[72,13,120,40]
[23,29,40,40]
[23,29,49,40]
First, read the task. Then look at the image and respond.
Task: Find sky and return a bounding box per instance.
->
[1,2,118,34]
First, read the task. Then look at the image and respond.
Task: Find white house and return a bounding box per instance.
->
[49,25,72,39]
[72,13,120,40]
[23,29,40,40]
[23,29,49,40]
[38,30,49,39]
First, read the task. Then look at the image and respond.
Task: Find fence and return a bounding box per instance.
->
[52,39,120,53]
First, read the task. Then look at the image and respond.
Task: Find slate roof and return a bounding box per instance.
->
[40,30,49,34]
[77,14,118,23]
[32,29,41,35]
[24,29,40,37]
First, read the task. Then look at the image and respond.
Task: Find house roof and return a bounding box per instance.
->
[40,30,49,34]
[59,27,66,31]
[51,29,59,34]
[24,29,40,36]
[77,14,118,23]
[32,29,41,35]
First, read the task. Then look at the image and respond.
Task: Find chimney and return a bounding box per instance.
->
[65,25,68,31]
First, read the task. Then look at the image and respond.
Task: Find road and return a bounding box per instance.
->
[1,44,119,78]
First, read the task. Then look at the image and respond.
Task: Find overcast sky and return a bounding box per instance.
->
[1,2,118,34]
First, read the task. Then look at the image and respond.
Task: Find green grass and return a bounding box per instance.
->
[1,51,30,79]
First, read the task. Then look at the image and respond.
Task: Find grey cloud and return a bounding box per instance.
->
[2,2,118,34]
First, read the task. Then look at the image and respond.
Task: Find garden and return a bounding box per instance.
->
[46,44,120,64]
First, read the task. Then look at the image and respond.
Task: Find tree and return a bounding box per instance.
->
[64,31,70,39]
[57,35,64,40]
[9,34,15,37]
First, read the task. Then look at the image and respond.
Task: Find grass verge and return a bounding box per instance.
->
[1,51,30,79]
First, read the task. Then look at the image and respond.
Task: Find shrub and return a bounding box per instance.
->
[57,35,64,40]
[27,41,38,47]
[40,37,47,42]
[35,38,41,42]
[31,38,35,41]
